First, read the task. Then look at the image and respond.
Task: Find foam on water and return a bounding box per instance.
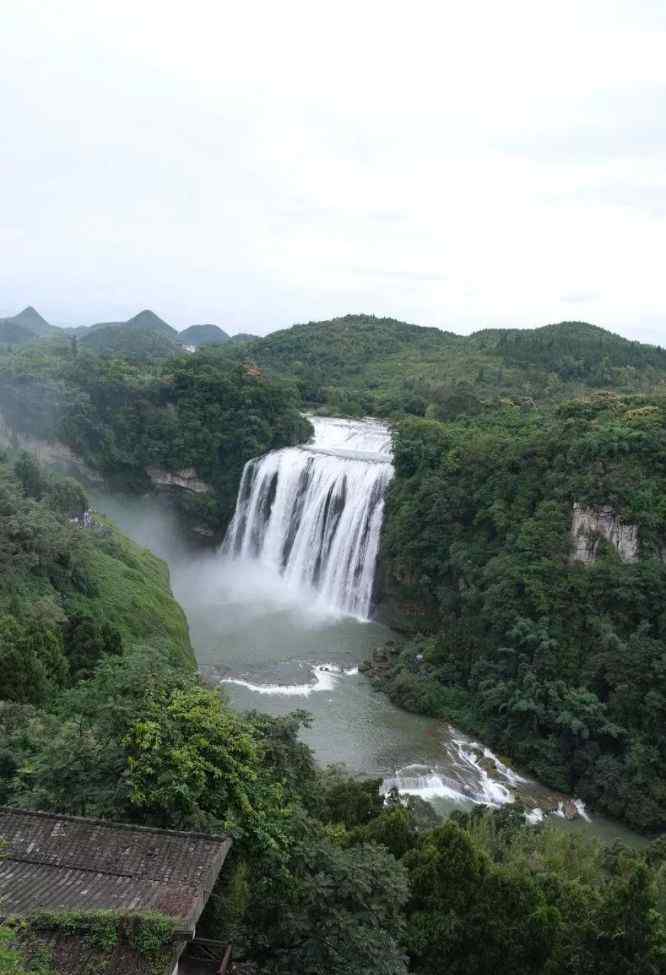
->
[221,663,357,697]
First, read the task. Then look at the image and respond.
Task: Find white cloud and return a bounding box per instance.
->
[1,0,665,340]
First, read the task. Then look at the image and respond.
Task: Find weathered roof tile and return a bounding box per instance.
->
[0,808,231,932]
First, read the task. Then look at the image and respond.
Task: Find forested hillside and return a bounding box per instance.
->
[0,449,193,708]
[1,447,665,974]
[221,314,666,416]
[0,341,310,535]
[177,323,229,347]
[373,391,666,832]
[1,328,666,972]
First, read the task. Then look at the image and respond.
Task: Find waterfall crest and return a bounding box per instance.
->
[222,417,393,618]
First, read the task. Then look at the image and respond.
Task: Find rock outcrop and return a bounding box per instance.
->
[0,413,103,484]
[571,503,638,563]
[145,466,211,494]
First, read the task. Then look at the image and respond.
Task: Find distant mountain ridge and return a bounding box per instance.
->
[177,323,229,347]
[2,307,665,409]
[218,313,666,414]
[0,305,58,342]
[79,310,179,360]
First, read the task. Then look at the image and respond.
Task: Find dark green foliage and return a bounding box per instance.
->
[2,639,665,972]
[79,324,180,360]
[2,317,666,971]
[0,321,36,346]
[0,617,68,705]
[0,344,310,535]
[177,323,229,347]
[0,306,56,341]
[472,321,666,383]
[62,615,123,681]
[0,453,193,705]
[315,767,386,829]
[13,451,45,499]
[245,838,409,975]
[22,910,176,957]
[405,821,556,974]
[218,315,666,417]
[378,393,666,831]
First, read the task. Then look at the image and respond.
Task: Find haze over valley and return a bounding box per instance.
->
[2,2,666,972]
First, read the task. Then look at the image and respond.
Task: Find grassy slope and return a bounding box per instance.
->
[0,461,194,672]
[68,518,193,668]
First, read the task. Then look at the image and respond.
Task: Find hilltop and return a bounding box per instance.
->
[0,306,58,344]
[177,322,229,347]
[219,313,666,415]
[68,309,177,360]
[2,305,665,411]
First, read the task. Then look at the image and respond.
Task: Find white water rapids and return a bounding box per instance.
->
[222,417,394,618]
[217,417,597,825]
[92,418,645,842]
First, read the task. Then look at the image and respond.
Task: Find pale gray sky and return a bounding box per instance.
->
[2,0,665,341]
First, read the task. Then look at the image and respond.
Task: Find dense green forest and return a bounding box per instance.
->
[1,451,664,973]
[2,313,666,971]
[0,450,192,706]
[219,314,666,417]
[0,339,310,536]
[373,391,666,833]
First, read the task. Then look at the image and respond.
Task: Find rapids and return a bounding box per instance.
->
[91,417,644,846]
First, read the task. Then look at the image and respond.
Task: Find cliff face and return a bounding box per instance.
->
[0,412,103,485]
[145,466,212,495]
[571,503,639,563]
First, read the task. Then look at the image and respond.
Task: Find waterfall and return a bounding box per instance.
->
[222,417,393,618]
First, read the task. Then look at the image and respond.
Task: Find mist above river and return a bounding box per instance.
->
[92,488,644,846]
[91,414,644,847]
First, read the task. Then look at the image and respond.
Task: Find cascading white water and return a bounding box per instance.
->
[222,417,393,618]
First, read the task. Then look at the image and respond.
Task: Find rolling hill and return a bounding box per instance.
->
[219,313,666,416]
[75,309,179,360]
[177,323,229,347]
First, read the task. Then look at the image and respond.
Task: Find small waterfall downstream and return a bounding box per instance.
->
[222,417,393,618]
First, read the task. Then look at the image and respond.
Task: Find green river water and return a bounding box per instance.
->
[93,491,644,848]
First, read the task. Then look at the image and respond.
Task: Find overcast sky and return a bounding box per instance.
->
[2,1,665,341]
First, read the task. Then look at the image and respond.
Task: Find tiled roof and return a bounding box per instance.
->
[0,808,231,933]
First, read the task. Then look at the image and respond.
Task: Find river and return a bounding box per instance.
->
[92,417,642,846]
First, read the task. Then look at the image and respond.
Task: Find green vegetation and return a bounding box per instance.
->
[0,925,55,974]
[0,340,310,535]
[1,911,177,975]
[20,910,175,956]
[1,442,664,969]
[218,314,666,416]
[0,449,193,715]
[77,323,180,360]
[2,311,666,971]
[2,642,665,972]
[0,307,57,341]
[177,323,229,347]
[375,391,666,832]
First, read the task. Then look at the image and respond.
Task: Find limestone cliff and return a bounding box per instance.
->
[571,503,638,563]
[145,466,211,494]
